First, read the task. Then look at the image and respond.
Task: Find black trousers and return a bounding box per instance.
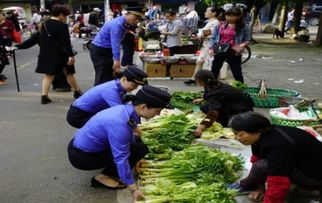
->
[168,46,180,56]
[211,52,244,83]
[68,140,148,178]
[89,43,114,86]
[66,105,96,128]
[240,159,322,190]
[121,41,135,66]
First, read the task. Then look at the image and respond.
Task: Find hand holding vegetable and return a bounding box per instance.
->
[133,127,142,137]
[132,189,145,202]
[194,124,206,138]
[193,98,204,105]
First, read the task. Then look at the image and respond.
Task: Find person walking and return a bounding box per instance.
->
[67,85,171,202]
[228,112,322,203]
[89,10,144,86]
[184,6,220,85]
[36,5,81,104]
[209,8,250,83]
[67,66,147,128]
[285,8,295,33]
[0,14,14,46]
[161,10,183,56]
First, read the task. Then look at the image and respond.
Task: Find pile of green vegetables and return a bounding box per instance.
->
[138,145,244,203]
[231,81,248,90]
[170,92,203,112]
[140,114,198,160]
[202,122,235,140]
[140,145,244,185]
[137,180,237,203]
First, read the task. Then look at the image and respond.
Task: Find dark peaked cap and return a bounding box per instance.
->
[136,85,172,108]
[123,66,148,85]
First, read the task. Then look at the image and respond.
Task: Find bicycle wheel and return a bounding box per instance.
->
[241,46,251,64]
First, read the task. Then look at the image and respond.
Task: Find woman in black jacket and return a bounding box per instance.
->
[16,22,71,91]
[228,111,322,203]
[36,5,81,104]
[192,70,253,137]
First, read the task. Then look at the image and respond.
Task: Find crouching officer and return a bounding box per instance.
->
[67,85,171,202]
[67,66,147,128]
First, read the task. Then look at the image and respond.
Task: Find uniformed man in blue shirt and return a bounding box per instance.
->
[66,66,148,128]
[68,85,171,202]
[89,10,145,86]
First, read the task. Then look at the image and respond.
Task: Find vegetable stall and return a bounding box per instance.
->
[136,106,246,203]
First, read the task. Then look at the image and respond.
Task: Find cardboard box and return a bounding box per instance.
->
[170,64,196,78]
[144,63,167,77]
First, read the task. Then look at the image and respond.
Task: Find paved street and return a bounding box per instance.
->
[0,33,322,203]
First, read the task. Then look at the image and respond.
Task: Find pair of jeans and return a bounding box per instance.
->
[240,159,322,190]
[67,140,148,178]
[211,52,244,83]
[66,105,96,129]
[89,43,114,86]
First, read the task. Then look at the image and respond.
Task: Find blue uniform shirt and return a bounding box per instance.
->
[73,79,126,113]
[92,16,126,60]
[73,104,141,185]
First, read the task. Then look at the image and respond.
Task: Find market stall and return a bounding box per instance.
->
[133,85,322,203]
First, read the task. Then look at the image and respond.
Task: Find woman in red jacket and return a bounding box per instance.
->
[228,111,322,203]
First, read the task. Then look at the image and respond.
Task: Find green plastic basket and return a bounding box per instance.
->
[244,87,300,108]
[269,108,320,127]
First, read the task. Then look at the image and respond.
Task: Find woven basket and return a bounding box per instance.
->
[244,87,300,108]
[269,108,320,127]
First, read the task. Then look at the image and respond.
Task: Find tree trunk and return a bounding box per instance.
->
[291,0,304,35]
[279,0,288,32]
[272,4,281,25]
[315,13,322,46]
[249,4,260,41]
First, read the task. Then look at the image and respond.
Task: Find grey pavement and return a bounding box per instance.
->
[0,34,322,203]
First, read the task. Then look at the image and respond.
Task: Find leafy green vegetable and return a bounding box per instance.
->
[202,122,235,140]
[139,145,244,185]
[170,92,203,112]
[138,181,237,203]
[140,114,198,160]
[231,81,248,90]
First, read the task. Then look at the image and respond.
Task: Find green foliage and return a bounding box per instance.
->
[140,114,198,160]
[170,91,202,112]
[140,144,244,185]
[138,145,244,203]
[231,81,248,90]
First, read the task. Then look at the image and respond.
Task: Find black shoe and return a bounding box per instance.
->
[73,90,82,99]
[41,95,52,104]
[184,79,196,85]
[0,74,7,80]
[91,177,126,189]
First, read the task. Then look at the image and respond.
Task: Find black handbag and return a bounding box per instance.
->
[212,42,230,55]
